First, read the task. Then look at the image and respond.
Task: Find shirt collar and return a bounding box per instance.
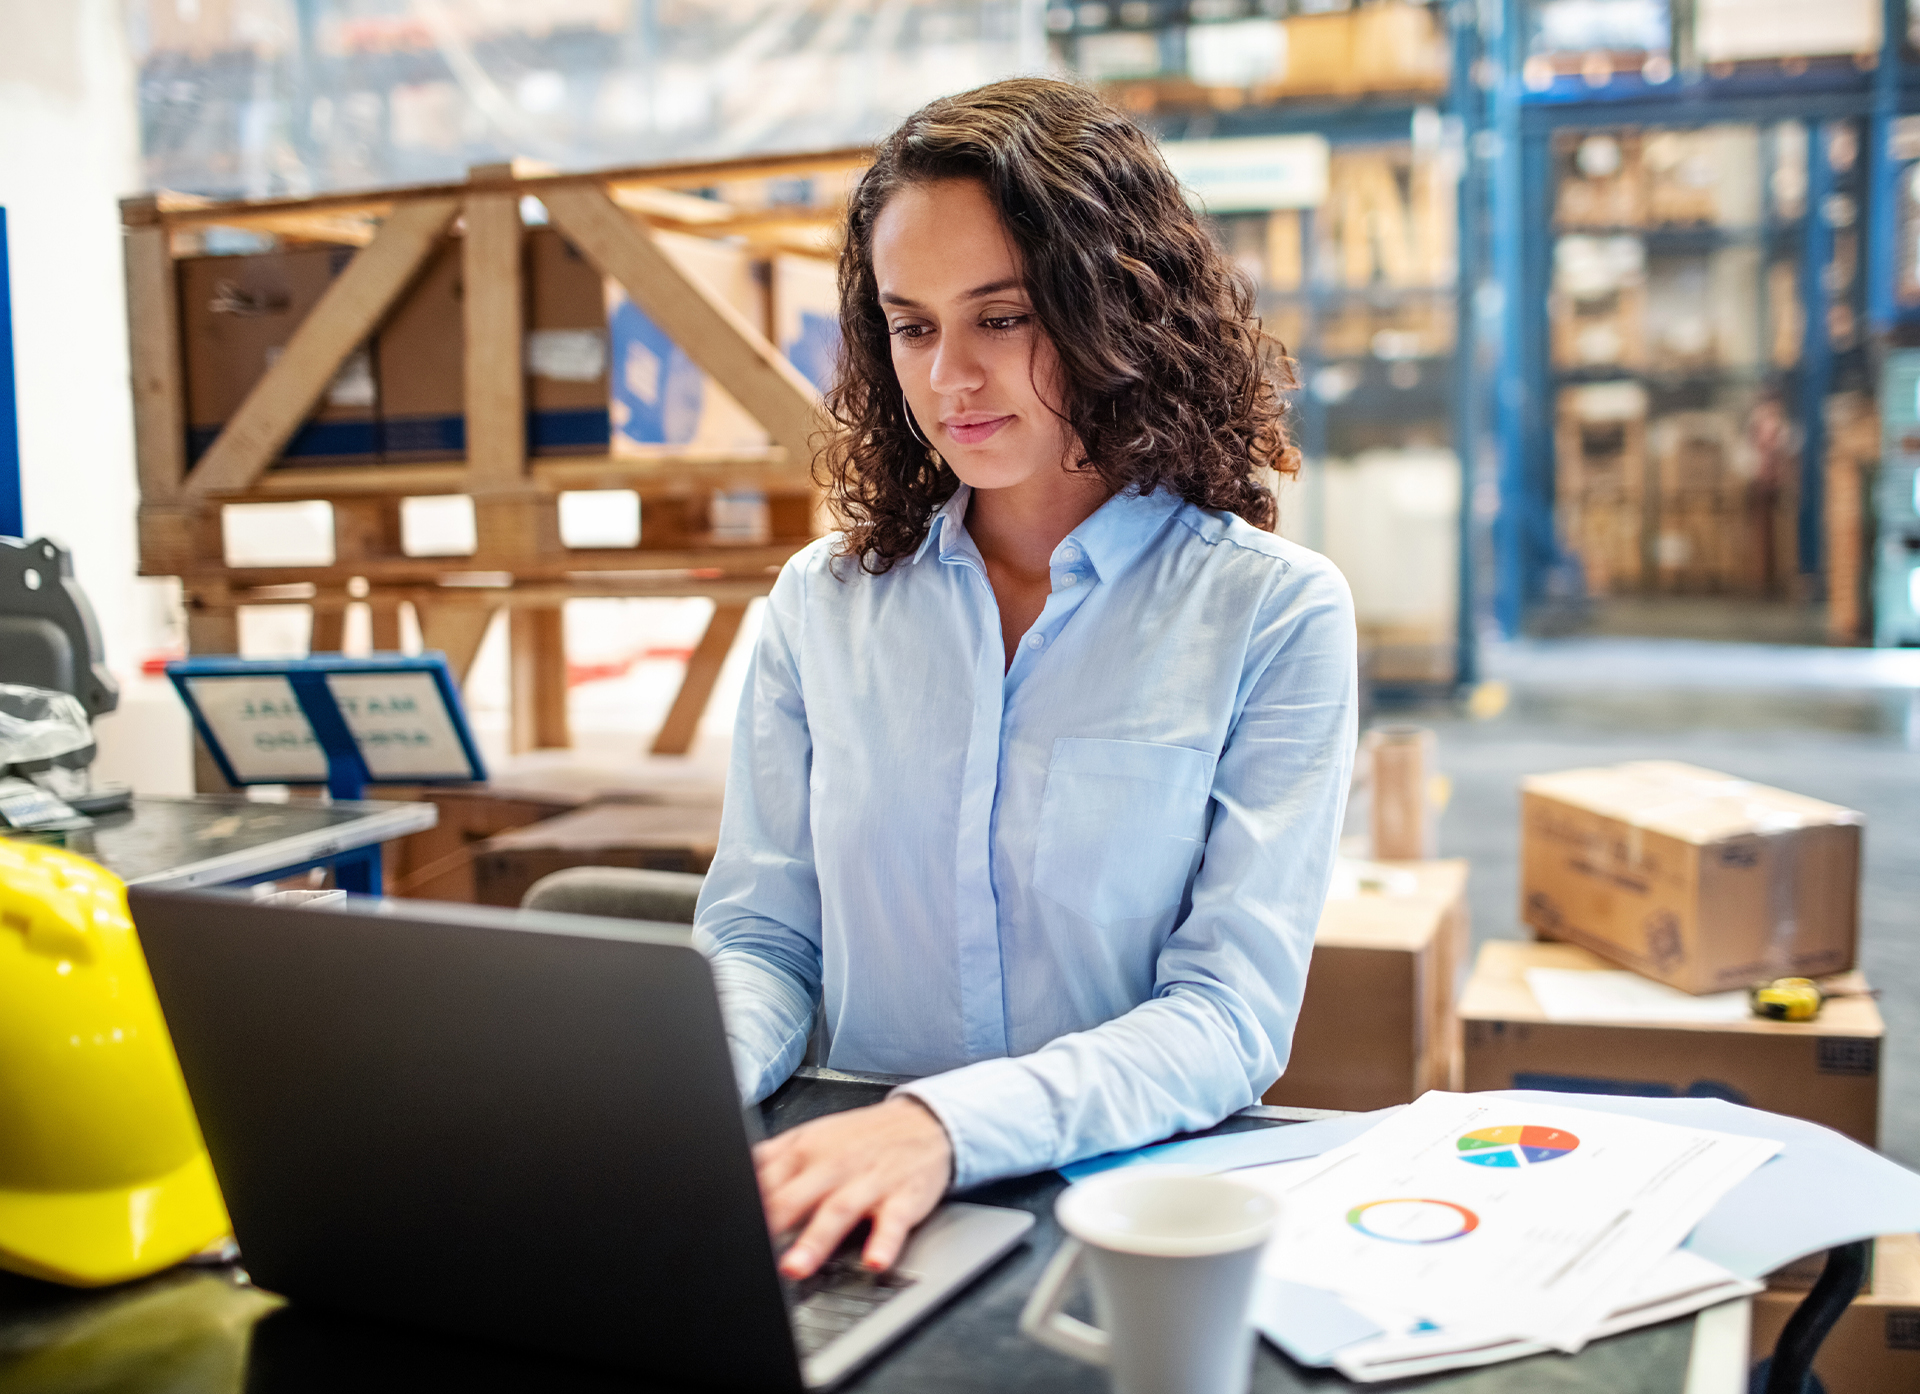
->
[909,482,1183,580]
[911,484,974,564]
[1056,486,1183,584]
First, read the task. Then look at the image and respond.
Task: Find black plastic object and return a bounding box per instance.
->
[0,535,119,718]
[1756,1240,1871,1394]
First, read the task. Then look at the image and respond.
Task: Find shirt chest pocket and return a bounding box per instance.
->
[1032,737,1218,927]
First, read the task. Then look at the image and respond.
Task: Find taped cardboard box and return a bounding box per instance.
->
[772,254,841,393]
[1749,1235,1920,1393]
[526,228,614,455]
[178,246,379,466]
[378,227,611,461]
[608,232,767,455]
[1265,859,1468,1113]
[1461,940,1879,1146]
[1520,760,1861,995]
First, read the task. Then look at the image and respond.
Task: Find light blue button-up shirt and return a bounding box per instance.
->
[692,484,1356,1187]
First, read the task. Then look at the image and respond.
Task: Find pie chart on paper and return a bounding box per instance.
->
[1346,1198,1479,1244]
[1456,1125,1581,1168]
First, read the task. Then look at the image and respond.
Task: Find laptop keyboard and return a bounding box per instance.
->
[784,1251,920,1356]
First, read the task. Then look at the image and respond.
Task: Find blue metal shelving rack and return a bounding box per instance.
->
[1150,10,1488,689]
[1476,0,1920,637]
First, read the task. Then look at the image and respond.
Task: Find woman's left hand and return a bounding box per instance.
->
[754,1095,954,1279]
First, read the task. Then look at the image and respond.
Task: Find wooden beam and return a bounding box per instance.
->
[210,210,378,246]
[203,448,800,501]
[463,175,527,494]
[162,541,800,589]
[183,197,460,498]
[541,185,823,467]
[417,603,498,683]
[651,601,748,756]
[309,604,346,653]
[369,598,404,652]
[152,147,871,233]
[214,463,470,499]
[185,602,240,792]
[509,606,570,753]
[122,199,188,506]
[610,185,738,225]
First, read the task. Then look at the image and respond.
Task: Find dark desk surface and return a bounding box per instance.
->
[0,1076,1701,1394]
[6,794,435,888]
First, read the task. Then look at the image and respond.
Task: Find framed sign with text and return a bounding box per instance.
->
[165,654,488,800]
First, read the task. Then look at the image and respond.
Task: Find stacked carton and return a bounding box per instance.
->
[1648,412,1742,593]
[176,231,839,474]
[1749,1236,1920,1393]
[1267,860,1469,1112]
[1554,382,1648,594]
[1464,761,1878,1145]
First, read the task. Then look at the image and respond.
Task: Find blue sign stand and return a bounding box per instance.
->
[165,653,487,803]
[0,207,22,539]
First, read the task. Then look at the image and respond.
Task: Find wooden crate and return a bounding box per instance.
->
[1825,392,1880,641]
[1550,283,1647,372]
[1555,384,1650,594]
[124,148,869,780]
[471,799,724,907]
[384,783,590,903]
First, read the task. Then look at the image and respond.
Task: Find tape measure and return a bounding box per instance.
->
[1749,977,1825,1022]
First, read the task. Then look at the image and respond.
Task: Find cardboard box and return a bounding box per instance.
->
[608,232,768,454]
[1347,2,1448,93]
[1265,859,1468,1112]
[377,237,465,461]
[1461,940,1880,1145]
[772,254,841,393]
[1521,761,1862,994]
[178,246,379,466]
[1263,13,1356,98]
[1749,1236,1920,1393]
[1696,0,1881,63]
[378,228,612,462]
[526,228,612,455]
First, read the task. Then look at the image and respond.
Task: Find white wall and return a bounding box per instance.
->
[1,0,192,793]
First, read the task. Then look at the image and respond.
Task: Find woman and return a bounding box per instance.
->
[693,77,1356,1280]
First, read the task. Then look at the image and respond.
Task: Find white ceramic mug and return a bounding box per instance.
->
[1019,1170,1278,1394]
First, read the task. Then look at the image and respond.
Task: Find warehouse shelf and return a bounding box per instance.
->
[1550,367,1791,387]
[1551,225,1775,249]
[1267,286,1456,302]
[1478,0,1917,643]
[1519,56,1884,115]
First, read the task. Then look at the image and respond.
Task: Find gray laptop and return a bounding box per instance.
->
[129,887,1032,1391]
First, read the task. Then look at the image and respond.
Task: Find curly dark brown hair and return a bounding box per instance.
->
[817,77,1295,573]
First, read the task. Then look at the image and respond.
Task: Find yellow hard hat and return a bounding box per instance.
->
[0,840,230,1286]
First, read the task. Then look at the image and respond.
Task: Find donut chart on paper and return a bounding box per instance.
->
[1456,1125,1581,1168]
[1345,1198,1480,1244]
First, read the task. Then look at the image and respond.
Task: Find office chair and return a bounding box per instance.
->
[0,535,119,718]
[519,866,705,927]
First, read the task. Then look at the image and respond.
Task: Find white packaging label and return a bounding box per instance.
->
[528,328,609,383]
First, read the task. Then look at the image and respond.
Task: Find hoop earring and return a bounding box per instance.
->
[903,393,940,456]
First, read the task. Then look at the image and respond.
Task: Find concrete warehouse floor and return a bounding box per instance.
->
[1406,638,1920,1170]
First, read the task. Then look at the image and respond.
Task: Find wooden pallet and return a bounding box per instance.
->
[124,148,868,777]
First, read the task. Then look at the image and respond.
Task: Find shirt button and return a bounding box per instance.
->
[1059,572,1078,587]
[1059,545,1080,562]
[1025,632,1045,650]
